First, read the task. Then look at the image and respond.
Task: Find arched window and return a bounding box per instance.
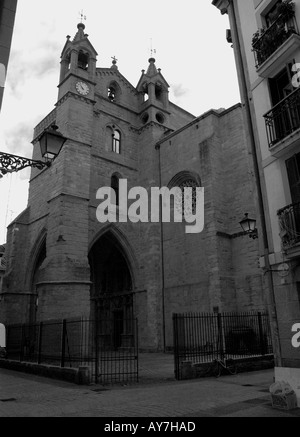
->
[108,86,116,102]
[112,130,121,154]
[111,174,120,206]
[177,179,199,216]
[142,83,149,102]
[107,81,121,103]
[168,172,201,218]
[155,83,163,101]
[78,50,89,70]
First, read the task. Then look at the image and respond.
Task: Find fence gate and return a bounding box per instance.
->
[94,317,139,384]
[173,311,273,380]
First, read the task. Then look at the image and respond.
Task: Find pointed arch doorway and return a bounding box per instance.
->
[89,231,135,350]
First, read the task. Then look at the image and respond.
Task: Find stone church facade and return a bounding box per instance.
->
[1,23,267,351]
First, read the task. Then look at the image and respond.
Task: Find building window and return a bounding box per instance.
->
[156,113,165,124]
[177,179,199,217]
[141,112,149,124]
[108,86,116,102]
[269,64,294,106]
[111,174,120,206]
[107,81,121,103]
[155,83,163,100]
[286,152,300,204]
[78,50,89,70]
[142,83,149,102]
[168,171,201,219]
[265,0,283,28]
[112,130,121,154]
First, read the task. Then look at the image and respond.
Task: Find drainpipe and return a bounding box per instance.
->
[155,143,166,352]
[227,0,282,366]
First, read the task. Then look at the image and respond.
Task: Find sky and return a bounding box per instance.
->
[0,0,241,244]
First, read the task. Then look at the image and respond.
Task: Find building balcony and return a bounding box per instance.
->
[0,257,6,270]
[278,202,300,255]
[264,87,300,150]
[252,12,299,71]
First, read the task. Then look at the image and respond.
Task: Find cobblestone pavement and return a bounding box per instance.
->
[0,354,299,417]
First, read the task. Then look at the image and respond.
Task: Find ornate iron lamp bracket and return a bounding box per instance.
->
[0,151,51,177]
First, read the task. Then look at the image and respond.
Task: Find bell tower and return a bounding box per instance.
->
[58,22,98,101]
[137,57,170,125]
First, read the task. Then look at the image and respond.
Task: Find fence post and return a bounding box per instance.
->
[61,319,66,368]
[38,322,43,364]
[95,318,99,384]
[173,314,179,380]
[217,314,225,359]
[257,312,265,356]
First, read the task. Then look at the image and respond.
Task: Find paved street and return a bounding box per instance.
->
[0,354,299,417]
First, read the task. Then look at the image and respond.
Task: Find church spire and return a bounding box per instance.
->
[73,22,87,42]
[146,57,158,76]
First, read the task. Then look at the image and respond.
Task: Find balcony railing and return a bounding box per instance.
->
[0,257,6,269]
[264,86,300,148]
[278,202,300,249]
[252,12,299,69]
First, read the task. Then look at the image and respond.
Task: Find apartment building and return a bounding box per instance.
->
[213,0,300,405]
[0,0,18,112]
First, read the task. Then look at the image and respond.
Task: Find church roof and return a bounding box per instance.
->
[73,22,86,42]
[146,57,158,76]
[136,58,170,89]
[61,23,98,58]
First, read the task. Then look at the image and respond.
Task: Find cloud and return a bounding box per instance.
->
[4,123,34,157]
[6,40,60,97]
[171,83,189,99]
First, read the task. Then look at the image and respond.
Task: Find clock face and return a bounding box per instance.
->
[76,81,90,96]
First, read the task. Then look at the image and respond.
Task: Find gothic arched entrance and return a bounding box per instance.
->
[89,232,135,350]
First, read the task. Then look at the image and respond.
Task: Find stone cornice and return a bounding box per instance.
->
[137,121,171,134]
[91,153,138,172]
[58,72,96,89]
[47,192,90,204]
[55,91,96,108]
[93,105,138,122]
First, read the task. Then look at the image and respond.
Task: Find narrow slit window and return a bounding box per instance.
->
[112,130,121,154]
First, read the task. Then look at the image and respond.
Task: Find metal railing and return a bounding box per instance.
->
[252,13,299,69]
[0,257,6,269]
[278,201,300,249]
[264,87,300,148]
[5,317,138,384]
[173,311,273,380]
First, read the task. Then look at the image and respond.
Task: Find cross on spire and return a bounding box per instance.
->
[150,38,156,57]
[79,9,87,23]
[111,56,118,64]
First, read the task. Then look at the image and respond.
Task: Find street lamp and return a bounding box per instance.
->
[239,213,258,239]
[0,124,66,178]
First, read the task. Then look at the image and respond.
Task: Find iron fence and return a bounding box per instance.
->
[173,311,273,380]
[5,317,138,384]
